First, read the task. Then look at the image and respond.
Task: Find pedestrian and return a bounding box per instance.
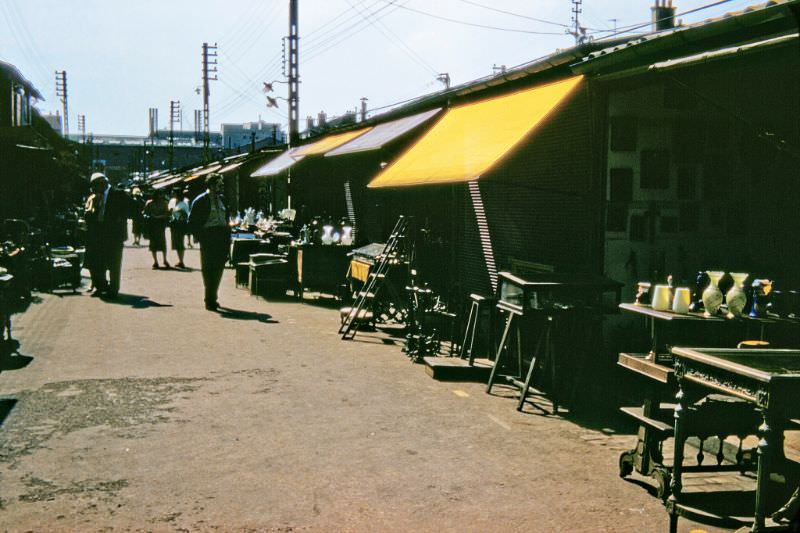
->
[130,187,145,246]
[143,190,170,269]
[188,173,230,311]
[169,189,189,269]
[83,172,135,299]
[183,188,194,249]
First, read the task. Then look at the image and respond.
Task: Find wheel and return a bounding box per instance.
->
[653,468,671,501]
[618,450,635,478]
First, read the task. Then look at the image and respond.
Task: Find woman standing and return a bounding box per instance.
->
[143,191,170,269]
[169,189,189,269]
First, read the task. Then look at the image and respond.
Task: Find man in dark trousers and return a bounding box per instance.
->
[188,173,230,311]
[84,172,134,299]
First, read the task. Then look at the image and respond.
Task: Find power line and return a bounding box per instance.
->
[588,0,736,38]
[303,0,379,48]
[453,0,571,29]
[379,1,564,35]
[0,1,52,88]
[345,0,439,76]
[304,1,404,62]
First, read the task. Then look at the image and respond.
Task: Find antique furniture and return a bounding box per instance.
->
[486,271,621,414]
[294,243,352,300]
[617,303,793,500]
[668,347,800,533]
[459,293,496,366]
[249,253,289,299]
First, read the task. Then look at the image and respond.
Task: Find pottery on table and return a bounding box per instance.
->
[702,271,725,317]
[689,270,709,313]
[725,272,749,318]
[651,284,672,311]
[672,287,691,314]
[750,279,773,318]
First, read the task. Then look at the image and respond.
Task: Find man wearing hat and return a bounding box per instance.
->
[84,172,135,298]
[188,173,230,311]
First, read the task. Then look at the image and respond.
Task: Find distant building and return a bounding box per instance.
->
[220,120,285,150]
[0,60,42,128]
[41,111,63,133]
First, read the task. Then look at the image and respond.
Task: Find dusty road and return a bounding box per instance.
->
[0,242,730,532]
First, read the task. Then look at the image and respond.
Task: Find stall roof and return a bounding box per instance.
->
[368,76,583,188]
[218,161,244,174]
[325,109,442,157]
[649,32,798,71]
[251,147,305,177]
[294,127,371,157]
[184,163,223,183]
[152,174,186,190]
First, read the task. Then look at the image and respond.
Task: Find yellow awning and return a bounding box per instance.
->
[294,127,371,157]
[368,76,583,188]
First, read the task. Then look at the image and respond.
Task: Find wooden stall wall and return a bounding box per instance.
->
[479,84,602,276]
[602,44,800,299]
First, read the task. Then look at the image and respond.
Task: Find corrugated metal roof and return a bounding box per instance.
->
[576,0,797,71]
[218,161,244,174]
[184,163,223,183]
[250,147,305,177]
[152,174,186,190]
[649,32,798,70]
[294,127,371,157]
[325,109,442,157]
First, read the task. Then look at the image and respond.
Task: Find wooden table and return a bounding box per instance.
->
[617,352,676,499]
[617,304,792,501]
[620,303,794,360]
[668,347,800,533]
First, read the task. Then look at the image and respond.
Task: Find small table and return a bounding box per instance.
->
[617,352,676,499]
[617,304,789,501]
[620,303,792,361]
[668,347,800,533]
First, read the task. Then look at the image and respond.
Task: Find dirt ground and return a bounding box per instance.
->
[0,241,740,532]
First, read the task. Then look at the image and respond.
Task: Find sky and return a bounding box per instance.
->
[0,0,761,137]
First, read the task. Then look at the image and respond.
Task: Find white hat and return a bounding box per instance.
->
[90,172,108,183]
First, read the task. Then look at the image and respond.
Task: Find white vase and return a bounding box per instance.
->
[726,272,749,318]
[702,271,725,317]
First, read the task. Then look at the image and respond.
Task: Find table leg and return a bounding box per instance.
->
[487,313,514,394]
[517,321,547,412]
[648,317,659,360]
[458,301,477,360]
[753,410,775,532]
[668,382,690,531]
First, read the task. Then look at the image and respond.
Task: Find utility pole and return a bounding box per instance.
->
[55,70,69,136]
[169,100,181,172]
[437,73,450,90]
[360,97,368,122]
[568,0,586,45]
[288,0,299,145]
[77,114,86,143]
[148,107,158,137]
[201,42,218,163]
[194,109,202,141]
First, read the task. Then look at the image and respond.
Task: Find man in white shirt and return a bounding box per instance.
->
[188,174,230,310]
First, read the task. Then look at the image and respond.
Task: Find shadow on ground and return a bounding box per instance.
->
[100,293,172,309]
[0,398,18,428]
[216,307,278,323]
[0,352,33,372]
